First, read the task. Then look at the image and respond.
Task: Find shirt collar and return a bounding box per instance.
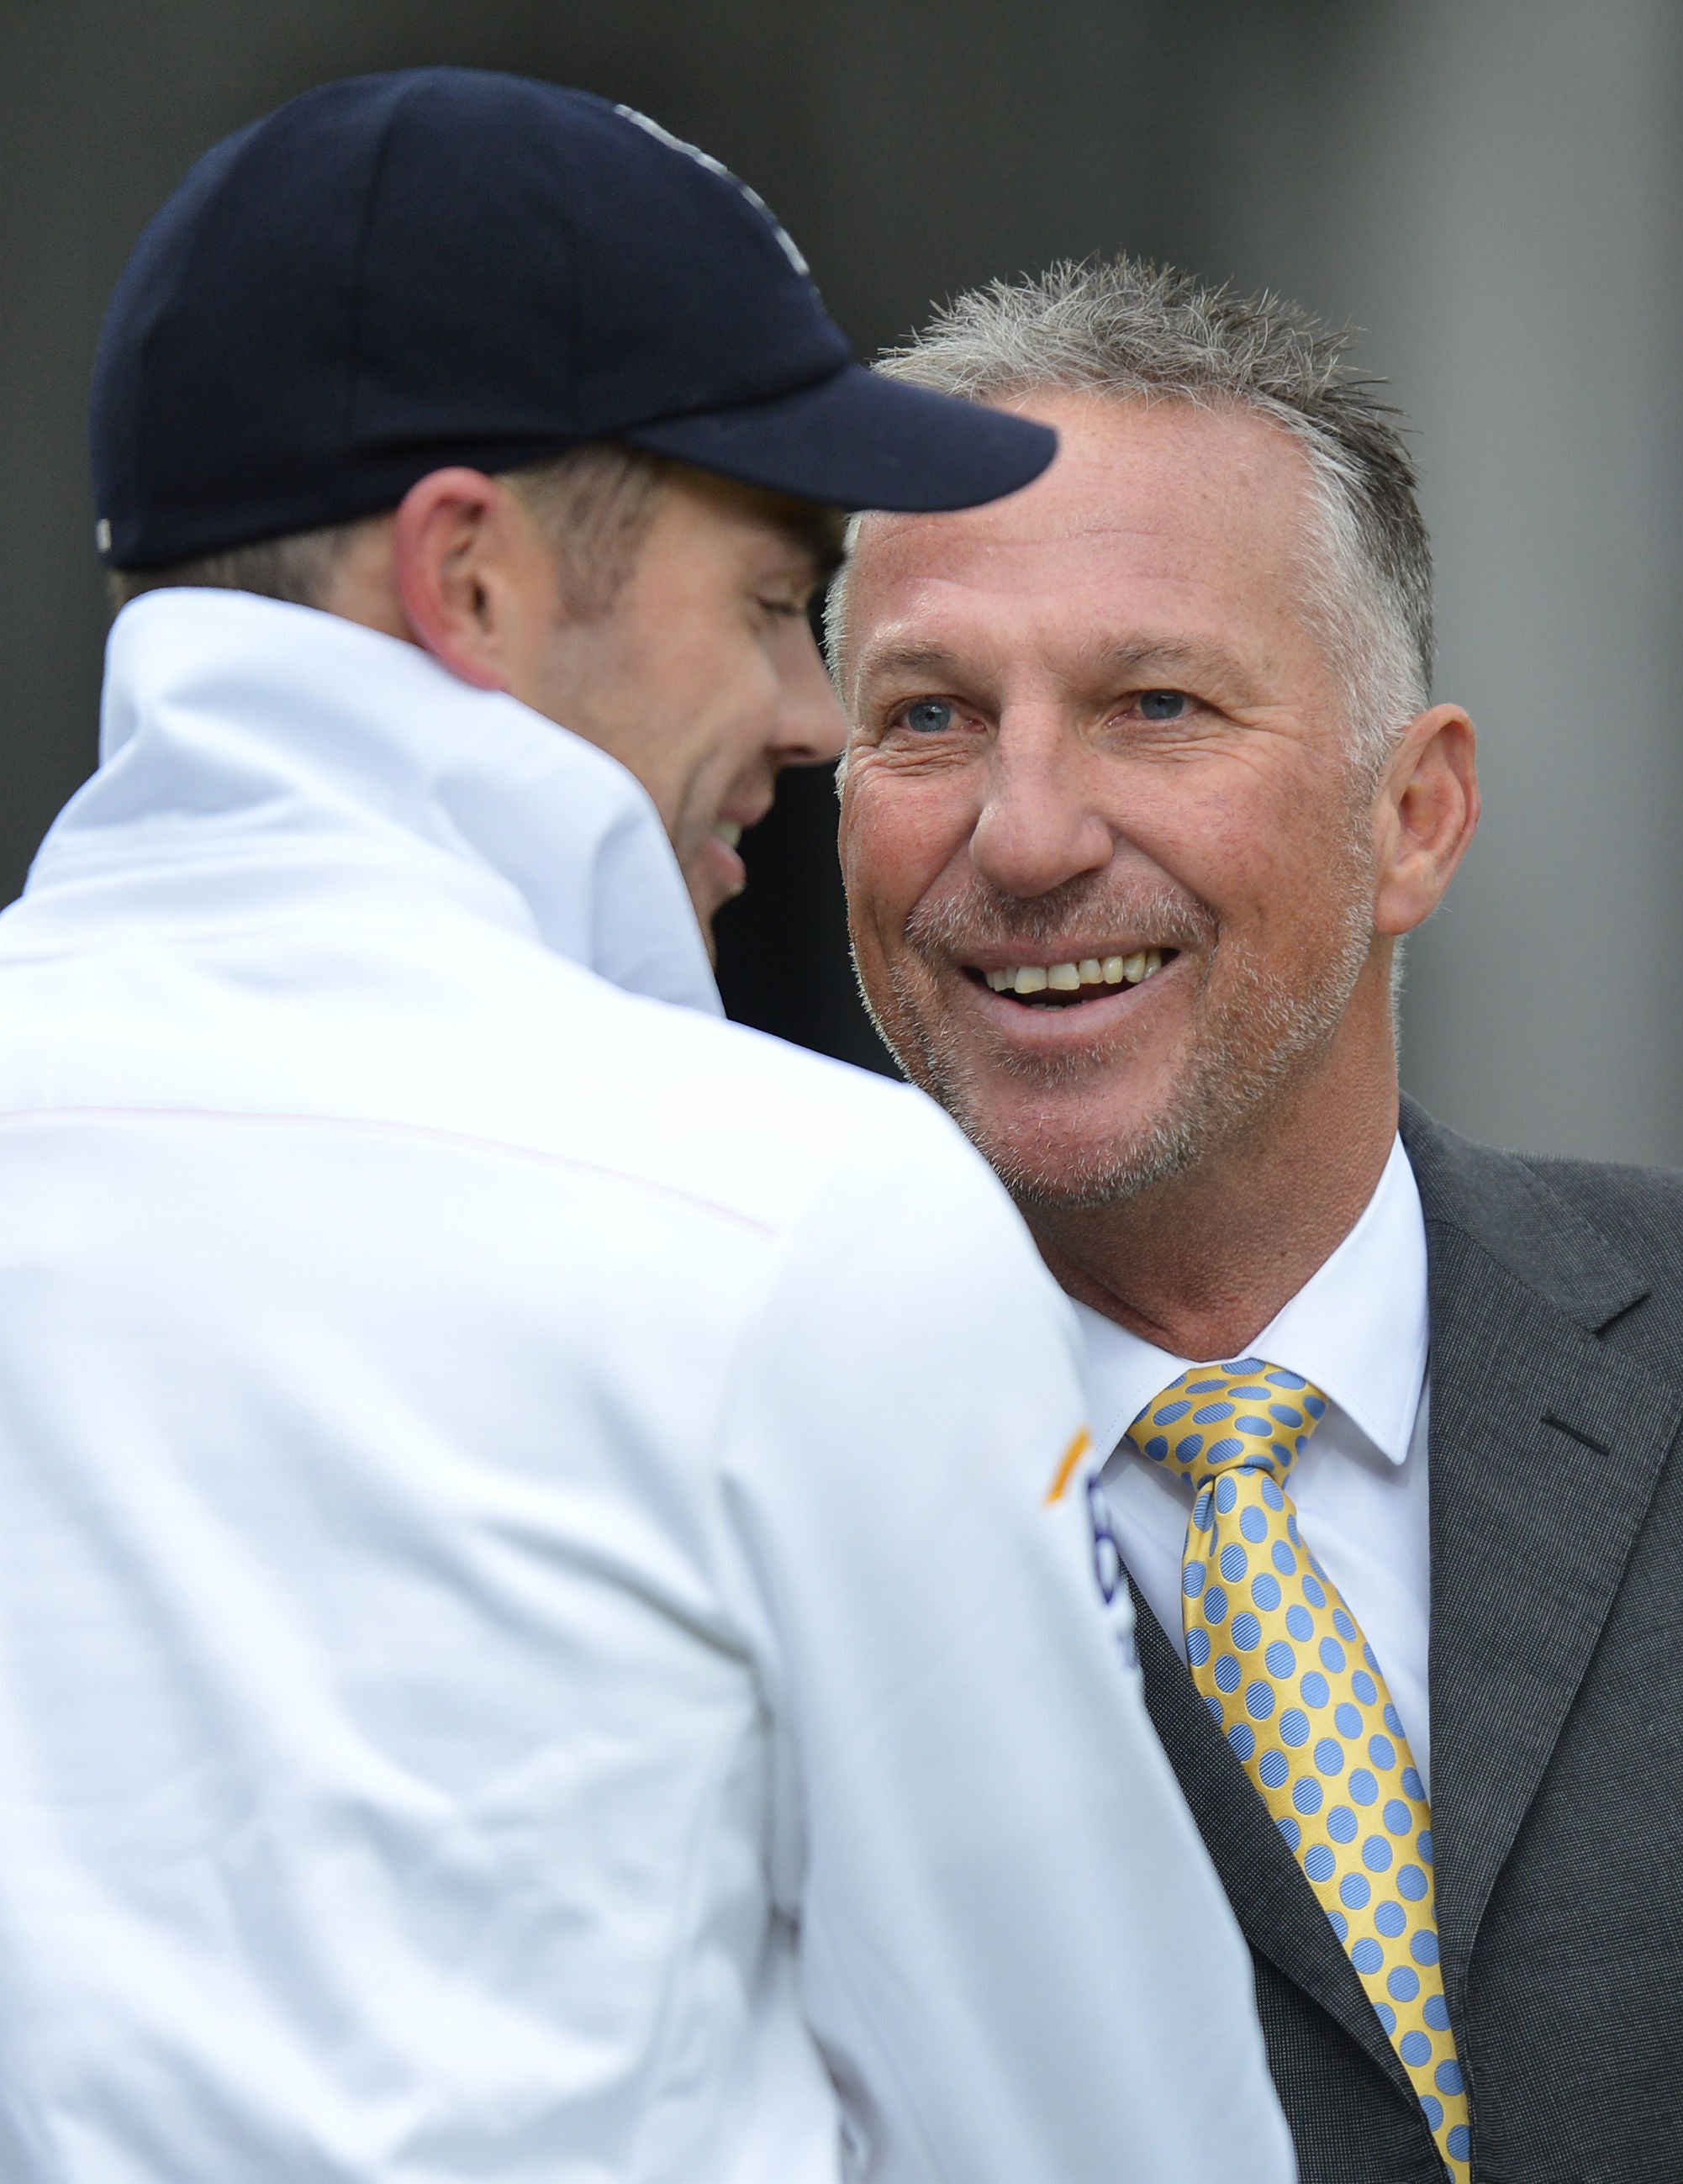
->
[1077,1133,1428,1471]
[29,588,722,1018]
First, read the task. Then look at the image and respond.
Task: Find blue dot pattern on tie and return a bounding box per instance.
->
[1127,1358,1470,2183]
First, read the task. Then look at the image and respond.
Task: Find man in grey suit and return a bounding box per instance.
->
[831,256,1683,2184]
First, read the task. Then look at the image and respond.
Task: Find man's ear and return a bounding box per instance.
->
[390,467,530,693]
[1370,703,1480,937]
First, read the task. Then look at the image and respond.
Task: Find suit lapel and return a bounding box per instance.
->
[1403,1103,1683,2018]
[1132,1107,1683,2097]
[1131,1581,1418,2102]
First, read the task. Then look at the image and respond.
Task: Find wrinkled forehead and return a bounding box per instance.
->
[838,393,1328,701]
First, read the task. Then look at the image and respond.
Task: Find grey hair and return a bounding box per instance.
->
[829,257,1434,777]
[108,442,671,620]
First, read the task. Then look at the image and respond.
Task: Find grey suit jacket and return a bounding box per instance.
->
[1132,1099,1683,2184]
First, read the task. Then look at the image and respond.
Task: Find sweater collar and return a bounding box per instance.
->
[33,587,721,1016]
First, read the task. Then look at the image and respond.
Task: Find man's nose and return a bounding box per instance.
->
[772,619,847,768]
[970,712,1114,897]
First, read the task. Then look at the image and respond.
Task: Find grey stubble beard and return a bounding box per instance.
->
[857,858,1377,1215]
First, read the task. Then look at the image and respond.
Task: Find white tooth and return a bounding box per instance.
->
[1047,963,1081,990]
[713,820,742,847]
[1102,955,1126,984]
[1124,951,1147,984]
[1144,949,1163,977]
[986,968,1013,991]
[1078,957,1102,984]
[1014,965,1048,994]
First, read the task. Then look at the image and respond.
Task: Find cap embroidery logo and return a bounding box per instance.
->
[613,104,812,278]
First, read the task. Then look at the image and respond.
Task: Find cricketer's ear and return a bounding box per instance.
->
[388,467,561,694]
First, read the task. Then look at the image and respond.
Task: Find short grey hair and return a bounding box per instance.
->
[831,258,1434,775]
[108,443,671,620]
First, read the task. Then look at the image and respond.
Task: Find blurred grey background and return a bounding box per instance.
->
[3,0,1679,1158]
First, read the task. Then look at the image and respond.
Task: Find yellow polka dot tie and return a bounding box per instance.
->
[1126,1359,1470,2181]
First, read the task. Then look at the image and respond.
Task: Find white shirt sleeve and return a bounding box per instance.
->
[715,1120,1296,2184]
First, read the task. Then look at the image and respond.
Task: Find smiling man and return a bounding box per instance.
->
[837,258,1683,2184]
[296,454,843,952]
[0,103,1295,2184]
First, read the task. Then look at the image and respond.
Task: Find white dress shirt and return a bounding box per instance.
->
[1077,1134,1435,1791]
[0,590,1293,2184]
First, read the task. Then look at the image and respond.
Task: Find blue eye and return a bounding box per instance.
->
[903,700,956,735]
[1139,689,1190,721]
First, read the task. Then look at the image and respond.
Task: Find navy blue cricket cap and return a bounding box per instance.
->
[91,68,1056,569]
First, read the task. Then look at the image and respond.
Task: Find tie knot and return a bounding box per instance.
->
[1126,1358,1327,1488]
